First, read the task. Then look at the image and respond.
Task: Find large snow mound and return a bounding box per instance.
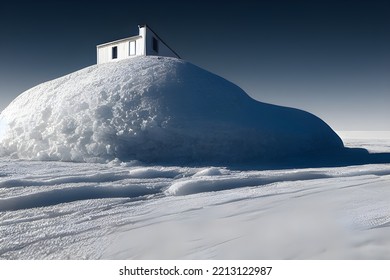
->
[0,56,343,163]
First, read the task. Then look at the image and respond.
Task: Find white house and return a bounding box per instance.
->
[96,24,180,64]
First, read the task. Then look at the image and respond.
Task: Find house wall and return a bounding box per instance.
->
[143,26,180,59]
[97,36,144,64]
[96,25,179,64]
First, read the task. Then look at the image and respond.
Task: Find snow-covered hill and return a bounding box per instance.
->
[0,56,343,163]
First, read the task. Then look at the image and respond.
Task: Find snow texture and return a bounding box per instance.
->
[2,57,389,260]
[0,135,390,259]
[0,56,343,163]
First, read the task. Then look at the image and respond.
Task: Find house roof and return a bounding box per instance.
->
[96,35,142,48]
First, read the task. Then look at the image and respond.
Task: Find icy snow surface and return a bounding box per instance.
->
[0,135,390,259]
[0,56,343,163]
[0,57,389,259]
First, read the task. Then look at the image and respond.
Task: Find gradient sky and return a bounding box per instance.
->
[0,0,389,131]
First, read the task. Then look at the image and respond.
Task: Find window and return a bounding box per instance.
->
[112,46,118,59]
[152,37,158,53]
[129,41,136,56]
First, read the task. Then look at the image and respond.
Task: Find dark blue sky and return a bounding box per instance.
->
[1,0,389,130]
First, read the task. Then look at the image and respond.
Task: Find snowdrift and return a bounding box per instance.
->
[0,56,343,163]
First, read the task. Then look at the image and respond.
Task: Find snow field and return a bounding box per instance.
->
[0,134,390,259]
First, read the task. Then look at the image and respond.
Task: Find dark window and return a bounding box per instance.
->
[152,37,158,53]
[112,46,118,59]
